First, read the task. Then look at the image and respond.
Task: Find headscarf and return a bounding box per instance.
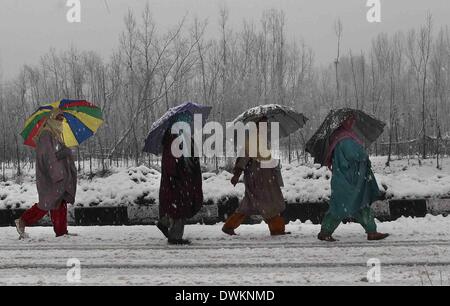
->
[324,115,363,169]
[34,109,65,145]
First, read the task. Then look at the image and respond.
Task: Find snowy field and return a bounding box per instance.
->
[0,215,449,286]
[3,156,450,210]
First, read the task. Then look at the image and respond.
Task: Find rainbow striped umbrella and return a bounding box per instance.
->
[21,99,103,148]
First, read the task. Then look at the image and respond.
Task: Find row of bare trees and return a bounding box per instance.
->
[327,14,450,167]
[0,6,449,176]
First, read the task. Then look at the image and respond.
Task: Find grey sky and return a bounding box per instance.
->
[0,0,449,78]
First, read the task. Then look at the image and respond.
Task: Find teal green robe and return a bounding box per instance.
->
[329,138,380,219]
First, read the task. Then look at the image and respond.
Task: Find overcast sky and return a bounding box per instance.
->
[1,0,449,78]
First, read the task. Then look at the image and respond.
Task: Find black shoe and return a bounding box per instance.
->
[317,232,338,242]
[157,222,169,238]
[168,239,191,245]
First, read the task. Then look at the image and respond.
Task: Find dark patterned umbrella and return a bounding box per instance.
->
[305,108,385,166]
[143,102,211,155]
[232,104,308,137]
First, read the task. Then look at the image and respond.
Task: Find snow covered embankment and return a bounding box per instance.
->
[0,164,328,209]
[3,157,450,210]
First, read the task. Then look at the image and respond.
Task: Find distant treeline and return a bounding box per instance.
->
[0,5,448,175]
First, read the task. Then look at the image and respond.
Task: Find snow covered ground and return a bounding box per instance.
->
[2,156,450,209]
[0,215,449,286]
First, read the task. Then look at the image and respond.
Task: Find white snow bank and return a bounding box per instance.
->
[371,157,450,199]
[2,156,450,209]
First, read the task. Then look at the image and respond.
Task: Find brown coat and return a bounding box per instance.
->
[234,157,285,220]
[36,131,77,211]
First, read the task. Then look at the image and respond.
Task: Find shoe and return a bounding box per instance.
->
[317,232,338,242]
[15,219,28,239]
[157,221,169,238]
[222,226,237,236]
[168,239,191,245]
[367,232,389,241]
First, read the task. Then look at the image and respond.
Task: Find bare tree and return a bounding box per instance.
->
[2,9,450,171]
[431,28,447,169]
[334,18,343,105]
[406,14,433,160]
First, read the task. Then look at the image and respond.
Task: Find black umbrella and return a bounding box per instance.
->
[143,102,211,155]
[232,104,308,138]
[305,108,385,165]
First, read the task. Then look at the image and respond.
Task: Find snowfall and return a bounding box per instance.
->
[0,156,450,285]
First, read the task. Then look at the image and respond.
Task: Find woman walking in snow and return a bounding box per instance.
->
[222,118,289,236]
[157,127,203,245]
[15,110,77,238]
[317,115,389,242]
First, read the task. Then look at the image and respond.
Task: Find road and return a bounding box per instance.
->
[0,216,449,285]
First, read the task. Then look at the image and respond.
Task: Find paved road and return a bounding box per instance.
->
[0,219,449,285]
